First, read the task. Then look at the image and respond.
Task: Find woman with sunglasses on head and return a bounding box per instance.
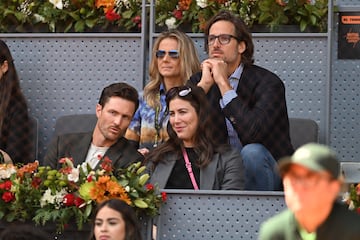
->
[89,199,142,240]
[146,85,245,190]
[0,40,34,164]
[125,30,201,156]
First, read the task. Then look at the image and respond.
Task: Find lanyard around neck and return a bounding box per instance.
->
[181,147,199,190]
[154,93,168,147]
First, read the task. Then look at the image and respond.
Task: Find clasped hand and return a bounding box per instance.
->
[199,58,231,95]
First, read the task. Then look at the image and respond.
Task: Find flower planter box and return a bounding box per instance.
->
[0,221,91,239]
[250,24,319,33]
[0,217,151,239]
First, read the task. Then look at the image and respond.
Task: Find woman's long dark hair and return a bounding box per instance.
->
[0,40,28,134]
[88,199,142,240]
[146,85,224,168]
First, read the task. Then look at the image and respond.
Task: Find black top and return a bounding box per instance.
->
[165,148,200,189]
[0,97,34,163]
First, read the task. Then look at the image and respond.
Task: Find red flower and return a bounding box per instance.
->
[31,177,42,189]
[161,192,167,202]
[132,15,141,24]
[59,166,72,174]
[105,8,121,21]
[74,197,85,208]
[59,157,73,164]
[0,180,12,190]
[357,207,360,215]
[173,9,183,20]
[100,156,113,173]
[146,183,154,191]
[87,175,94,182]
[2,192,15,202]
[63,193,75,206]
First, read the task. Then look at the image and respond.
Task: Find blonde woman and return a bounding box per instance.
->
[126,30,200,155]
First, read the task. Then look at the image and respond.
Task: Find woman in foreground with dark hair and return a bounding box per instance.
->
[146,85,245,190]
[0,39,34,164]
[89,199,142,240]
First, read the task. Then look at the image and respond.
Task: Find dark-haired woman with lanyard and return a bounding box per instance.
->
[146,85,245,190]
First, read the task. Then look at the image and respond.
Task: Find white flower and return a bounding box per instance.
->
[34,14,46,23]
[40,188,68,208]
[40,189,56,207]
[0,165,16,180]
[54,189,68,208]
[80,162,90,173]
[68,167,79,182]
[165,17,177,29]
[97,169,106,176]
[116,0,130,8]
[342,191,350,202]
[63,157,74,168]
[49,0,63,10]
[196,0,208,8]
[349,200,355,210]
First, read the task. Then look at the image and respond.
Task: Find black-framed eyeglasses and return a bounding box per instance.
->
[207,34,239,46]
[155,50,179,59]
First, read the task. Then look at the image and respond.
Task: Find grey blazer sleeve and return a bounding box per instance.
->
[217,148,245,190]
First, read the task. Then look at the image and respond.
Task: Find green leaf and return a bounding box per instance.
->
[122,10,134,20]
[68,12,80,21]
[258,13,272,24]
[6,212,16,222]
[75,20,85,31]
[85,18,98,28]
[84,204,93,219]
[310,15,317,25]
[134,199,148,209]
[300,20,307,32]
[49,22,55,32]
[64,22,73,32]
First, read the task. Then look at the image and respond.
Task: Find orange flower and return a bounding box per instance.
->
[17,161,39,179]
[178,0,192,11]
[90,176,131,204]
[198,14,207,31]
[95,0,116,13]
[356,183,360,195]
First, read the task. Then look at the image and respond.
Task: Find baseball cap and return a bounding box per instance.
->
[278,143,340,179]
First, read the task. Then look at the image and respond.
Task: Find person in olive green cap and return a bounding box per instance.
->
[259,143,360,240]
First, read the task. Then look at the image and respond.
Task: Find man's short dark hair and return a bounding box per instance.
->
[98,82,139,112]
[204,10,254,66]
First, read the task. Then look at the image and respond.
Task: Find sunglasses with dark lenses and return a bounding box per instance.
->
[155,50,179,59]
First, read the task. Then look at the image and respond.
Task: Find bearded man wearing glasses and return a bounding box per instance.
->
[188,10,294,191]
